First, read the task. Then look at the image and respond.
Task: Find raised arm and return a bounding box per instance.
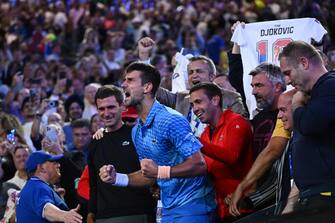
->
[228,21,248,113]
[229,135,289,216]
[138,37,155,61]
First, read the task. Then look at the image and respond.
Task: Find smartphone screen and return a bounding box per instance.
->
[45,126,58,143]
[6,129,16,145]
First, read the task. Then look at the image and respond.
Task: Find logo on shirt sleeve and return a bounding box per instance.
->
[122,141,130,146]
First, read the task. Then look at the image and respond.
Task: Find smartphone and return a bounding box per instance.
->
[45,126,58,144]
[6,129,16,145]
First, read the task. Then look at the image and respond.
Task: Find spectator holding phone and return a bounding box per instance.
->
[0,143,31,222]
[31,98,65,151]
[0,114,26,182]
[41,123,85,211]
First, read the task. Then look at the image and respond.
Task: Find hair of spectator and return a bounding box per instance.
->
[0,113,26,144]
[189,82,223,109]
[279,40,323,66]
[64,94,85,115]
[20,97,30,112]
[189,55,217,78]
[94,85,124,105]
[13,143,31,155]
[215,69,229,78]
[249,63,286,92]
[125,62,161,96]
[70,118,91,130]
[151,54,167,66]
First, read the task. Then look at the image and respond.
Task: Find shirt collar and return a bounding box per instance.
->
[141,100,162,127]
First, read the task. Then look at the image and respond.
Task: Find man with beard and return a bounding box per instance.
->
[87,85,155,223]
[249,63,286,159]
[189,82,253,222]
[227,22,289,213]
[229,63,287,211]
[99,63,216,223]
[16,151,82,223]
[230,90,296,218]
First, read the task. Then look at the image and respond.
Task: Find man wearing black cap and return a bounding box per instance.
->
[16,151,82,223]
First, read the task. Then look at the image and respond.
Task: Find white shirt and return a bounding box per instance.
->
[6,171,27,190]
[231,18,327,117]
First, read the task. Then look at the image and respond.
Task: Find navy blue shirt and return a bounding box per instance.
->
[292,71,335,190]
[16,177,68,223]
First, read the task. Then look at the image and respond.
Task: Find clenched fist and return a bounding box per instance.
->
[140,159,158,178]
[99,164,116,184]
[138,37,155,60]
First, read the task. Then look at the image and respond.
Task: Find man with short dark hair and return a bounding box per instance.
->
[69,118,91,162]
[87,85,155,223]
[16,151,82,223]
[189,82,253,222]
[63,94,85,148]
[100,62,216,223]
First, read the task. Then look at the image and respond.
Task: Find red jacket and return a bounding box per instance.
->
[200,109,253,219]
[77,165,90,200]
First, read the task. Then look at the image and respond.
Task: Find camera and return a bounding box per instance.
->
[48,100,59,108]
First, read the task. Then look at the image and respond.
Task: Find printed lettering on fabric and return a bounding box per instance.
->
[231,18,327,117]
[260,26,294,37]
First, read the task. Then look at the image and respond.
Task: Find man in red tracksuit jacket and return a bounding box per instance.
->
[190,82,253,222]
